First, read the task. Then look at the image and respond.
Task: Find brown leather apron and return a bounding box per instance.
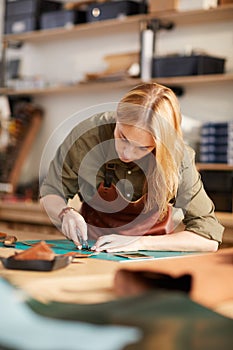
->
[81,164,174,240]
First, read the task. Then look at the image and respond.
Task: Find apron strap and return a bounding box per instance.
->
[104,163,116,188]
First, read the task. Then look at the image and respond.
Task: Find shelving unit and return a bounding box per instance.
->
[0,4,233,233]
[0,72,233,96]
[1,5,232,95]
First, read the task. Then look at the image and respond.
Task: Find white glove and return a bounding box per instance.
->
[91,234,143,253]
[61,208,87,249]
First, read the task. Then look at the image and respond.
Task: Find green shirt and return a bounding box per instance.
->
[40,112,224,243]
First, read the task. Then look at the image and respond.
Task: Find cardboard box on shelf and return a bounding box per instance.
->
[218,0,233,5]
[178,0,218,11]
[148,0,233,13]
[148,0,178,13]
[85,51,139,82]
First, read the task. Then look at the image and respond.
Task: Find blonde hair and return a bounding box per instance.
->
[116,83,184,219]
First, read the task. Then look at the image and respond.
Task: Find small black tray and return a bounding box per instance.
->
[0,255,72,271]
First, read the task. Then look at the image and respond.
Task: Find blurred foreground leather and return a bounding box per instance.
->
[114,269,192,297]
[28,288,233,350]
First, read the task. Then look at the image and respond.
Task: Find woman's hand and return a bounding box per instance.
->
[61,209,87,249]
[92,234,144,253]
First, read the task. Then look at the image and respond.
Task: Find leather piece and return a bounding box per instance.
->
[13,241,55,261]
[114,269,192,297]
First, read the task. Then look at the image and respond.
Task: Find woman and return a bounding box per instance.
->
[40,83,224,252]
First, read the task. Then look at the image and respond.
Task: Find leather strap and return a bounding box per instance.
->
[104,163,116,188]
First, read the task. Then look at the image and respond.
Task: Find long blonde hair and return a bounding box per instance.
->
[116,83,184,219]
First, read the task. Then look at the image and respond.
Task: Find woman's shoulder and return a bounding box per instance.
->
[90,111,116,126]
[66,111,116,141]
[68,111,116,141]
[76,111,116,129]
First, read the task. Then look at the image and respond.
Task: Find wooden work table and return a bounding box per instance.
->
[0,224,232,320]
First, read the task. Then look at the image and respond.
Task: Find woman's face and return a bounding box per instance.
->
[114,122,155,163]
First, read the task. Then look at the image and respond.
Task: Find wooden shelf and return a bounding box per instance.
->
[0,201,52,225]
[3,5,233,43]
[3,15,145,43]
[152,73,233,86]
[1,73,233,97]
[0,79,139,96]
[196,163,233,171]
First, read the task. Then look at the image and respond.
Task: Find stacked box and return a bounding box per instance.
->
[86,1,147,23]
[148,0,178,12]
[199,120,233,212]
[40,9,86,29]
[199,121,233,164]
[4,0,61,34]
[152,55,225,78]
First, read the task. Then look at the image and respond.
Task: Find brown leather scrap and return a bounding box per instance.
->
[0,232,17,247]
[13,241,55,261]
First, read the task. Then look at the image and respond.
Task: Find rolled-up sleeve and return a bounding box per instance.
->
[175,146,224,243]
[40,137,80,201]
